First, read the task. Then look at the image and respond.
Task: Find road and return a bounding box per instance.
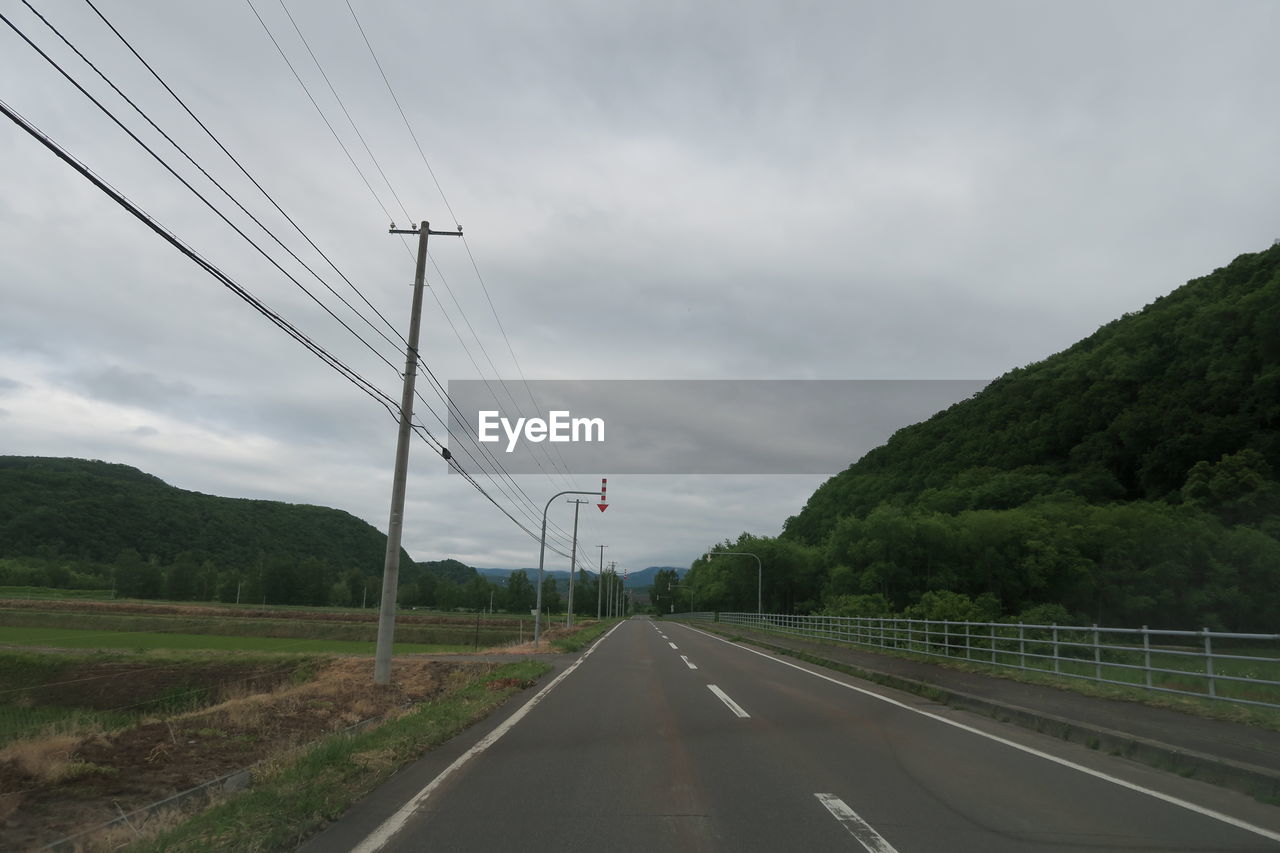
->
[304,618,1280,852]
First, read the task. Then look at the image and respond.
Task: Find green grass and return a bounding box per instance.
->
[0,625,465,655]
[124,660,552,853]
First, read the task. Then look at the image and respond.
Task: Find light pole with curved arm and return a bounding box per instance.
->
[705,551,762,615]
[535,489,602,646]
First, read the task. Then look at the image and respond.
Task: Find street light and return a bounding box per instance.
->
[535,489,602,647]
[705,551,762,615]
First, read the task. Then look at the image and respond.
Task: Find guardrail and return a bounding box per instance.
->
[677,612,1280,710]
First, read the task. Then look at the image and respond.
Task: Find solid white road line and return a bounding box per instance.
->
[815,793,900,853]
[680,655,698,670]
[707,684,750,718]
[350,621,627,853]
[668,641,679,649]
[682,624,1280,845]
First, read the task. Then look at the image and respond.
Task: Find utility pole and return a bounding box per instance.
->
[374,221,463,685]
[565,499,587,628]
[607,561,617,618]
[596,545,607,619]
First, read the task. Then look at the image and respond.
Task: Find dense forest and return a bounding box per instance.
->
[684,243,1280,631]
[0,456,588,612]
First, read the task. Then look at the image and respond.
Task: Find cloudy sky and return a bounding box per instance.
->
[2,1,1279,575]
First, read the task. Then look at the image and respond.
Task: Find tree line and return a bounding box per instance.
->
[0,551,611,616]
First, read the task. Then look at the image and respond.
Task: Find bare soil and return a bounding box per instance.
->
[0,657,492,851]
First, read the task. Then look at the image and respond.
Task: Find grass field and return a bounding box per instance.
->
[0,625,464,655]
[0,600,528,647]
[0,585,114,600]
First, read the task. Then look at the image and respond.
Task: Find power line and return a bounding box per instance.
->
[341,6,577,485]
[78,0,409,350]
[2,10,404,379]
[276,0,413,224]
[64,0,566,541]
[243,0,398,227]
[2,27,578,561]
[28,1,408,366]
[0,95,400,423]
[343,0,459,230]
[251,4,578,505]
[242,0,580,544]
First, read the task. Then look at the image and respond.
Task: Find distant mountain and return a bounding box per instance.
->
[477,568,570,584]
[0,456,474,593]
[624,566,687,588]
[478,566,685,588]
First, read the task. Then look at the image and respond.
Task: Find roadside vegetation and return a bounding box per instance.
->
[0,644,553,850]
[119,659,549,853]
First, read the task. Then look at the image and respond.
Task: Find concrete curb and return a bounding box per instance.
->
[697,623,1280,804]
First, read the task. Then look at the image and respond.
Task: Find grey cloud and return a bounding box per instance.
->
[2,1,1278,569]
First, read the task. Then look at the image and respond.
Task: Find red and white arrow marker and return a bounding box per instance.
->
[598,477,608,512]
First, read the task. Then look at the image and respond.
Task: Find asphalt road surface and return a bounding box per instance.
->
[304,618,1280,852]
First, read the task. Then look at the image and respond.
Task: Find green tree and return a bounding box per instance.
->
[650,569,680,614]
[540,576,562,613]
[504,570,534,613]
[114,548,161,599]
[165,551,199,601]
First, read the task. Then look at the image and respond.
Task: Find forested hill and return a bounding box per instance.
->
[684,244,1279,631]
[0,457,476,601]
[784,243,1280,545]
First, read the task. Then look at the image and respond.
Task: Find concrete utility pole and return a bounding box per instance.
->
[565,499,587,628]
[596,545,607,619]
[374,221,462,685]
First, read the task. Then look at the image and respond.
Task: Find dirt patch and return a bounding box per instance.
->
[0,658,490,851]
[12,660,301,712]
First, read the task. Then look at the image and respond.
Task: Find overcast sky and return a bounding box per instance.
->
[2,1,1279,575]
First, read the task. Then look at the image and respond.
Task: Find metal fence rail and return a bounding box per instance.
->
[680,612,1280,710]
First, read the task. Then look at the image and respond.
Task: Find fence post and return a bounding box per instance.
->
[1093,624,1101,682]
[1019,622,1025,669]
[943,620,949,656]
[964,622,971,660]
[1204,627,1216,698]
[1052,624,1060,673]
[1143,625,1152,688]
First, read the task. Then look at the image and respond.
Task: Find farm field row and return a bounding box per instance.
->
[0,625,464,654]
